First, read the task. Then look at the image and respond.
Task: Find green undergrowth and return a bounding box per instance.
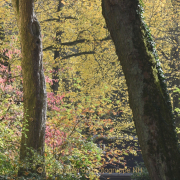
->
[0,173,87,180]
[131,162,150,180]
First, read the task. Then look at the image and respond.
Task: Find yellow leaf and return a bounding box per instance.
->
[61,0,65,4]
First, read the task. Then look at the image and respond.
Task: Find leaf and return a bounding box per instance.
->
[61,0,66,5]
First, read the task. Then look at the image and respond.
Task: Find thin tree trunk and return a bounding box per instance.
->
[51,0,64,94]
[51,1,70,95]
[12,0,47,177]
[101,0,180,179]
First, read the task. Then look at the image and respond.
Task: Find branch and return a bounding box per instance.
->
[62,51,95,59]
[121,129,137,136]
[41,16,77,23]
[43,35,111,51]
[57,118,82,160]
[0,105,11,122]
[157,48,170,60]
[43,39,87,51]
[0,53,9,61]
[41,18,59,22]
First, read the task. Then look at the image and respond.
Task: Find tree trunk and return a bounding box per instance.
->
[51,0,64,94]
[170,43,180,140]
[101,0,180,180]
[170,0,180,141]
[12,0,47,177]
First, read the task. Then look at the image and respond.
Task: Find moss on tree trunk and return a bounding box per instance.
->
[102,0,180,179]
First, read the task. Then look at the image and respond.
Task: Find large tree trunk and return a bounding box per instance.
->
[170,0,180,141]
[101,0,180,180]
[12,0,47,177]
[170,43,180,140]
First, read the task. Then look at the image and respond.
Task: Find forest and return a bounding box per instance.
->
[0,0,180,180]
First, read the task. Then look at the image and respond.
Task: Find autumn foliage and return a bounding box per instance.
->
[1,0,179,179]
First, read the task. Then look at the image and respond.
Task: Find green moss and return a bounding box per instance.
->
[137,0,173,116]
[133,1,180,178]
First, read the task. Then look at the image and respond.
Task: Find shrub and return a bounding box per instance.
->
[131,162,150,180]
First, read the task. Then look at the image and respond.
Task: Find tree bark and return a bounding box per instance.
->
[170,0,180,141]
[101,0,180,180]
[170,43,180,140]
[51,0,64,94]
[12,0,47,177]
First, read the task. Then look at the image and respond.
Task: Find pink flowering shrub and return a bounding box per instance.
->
[47,92,65,112]
[45,124,67,148]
